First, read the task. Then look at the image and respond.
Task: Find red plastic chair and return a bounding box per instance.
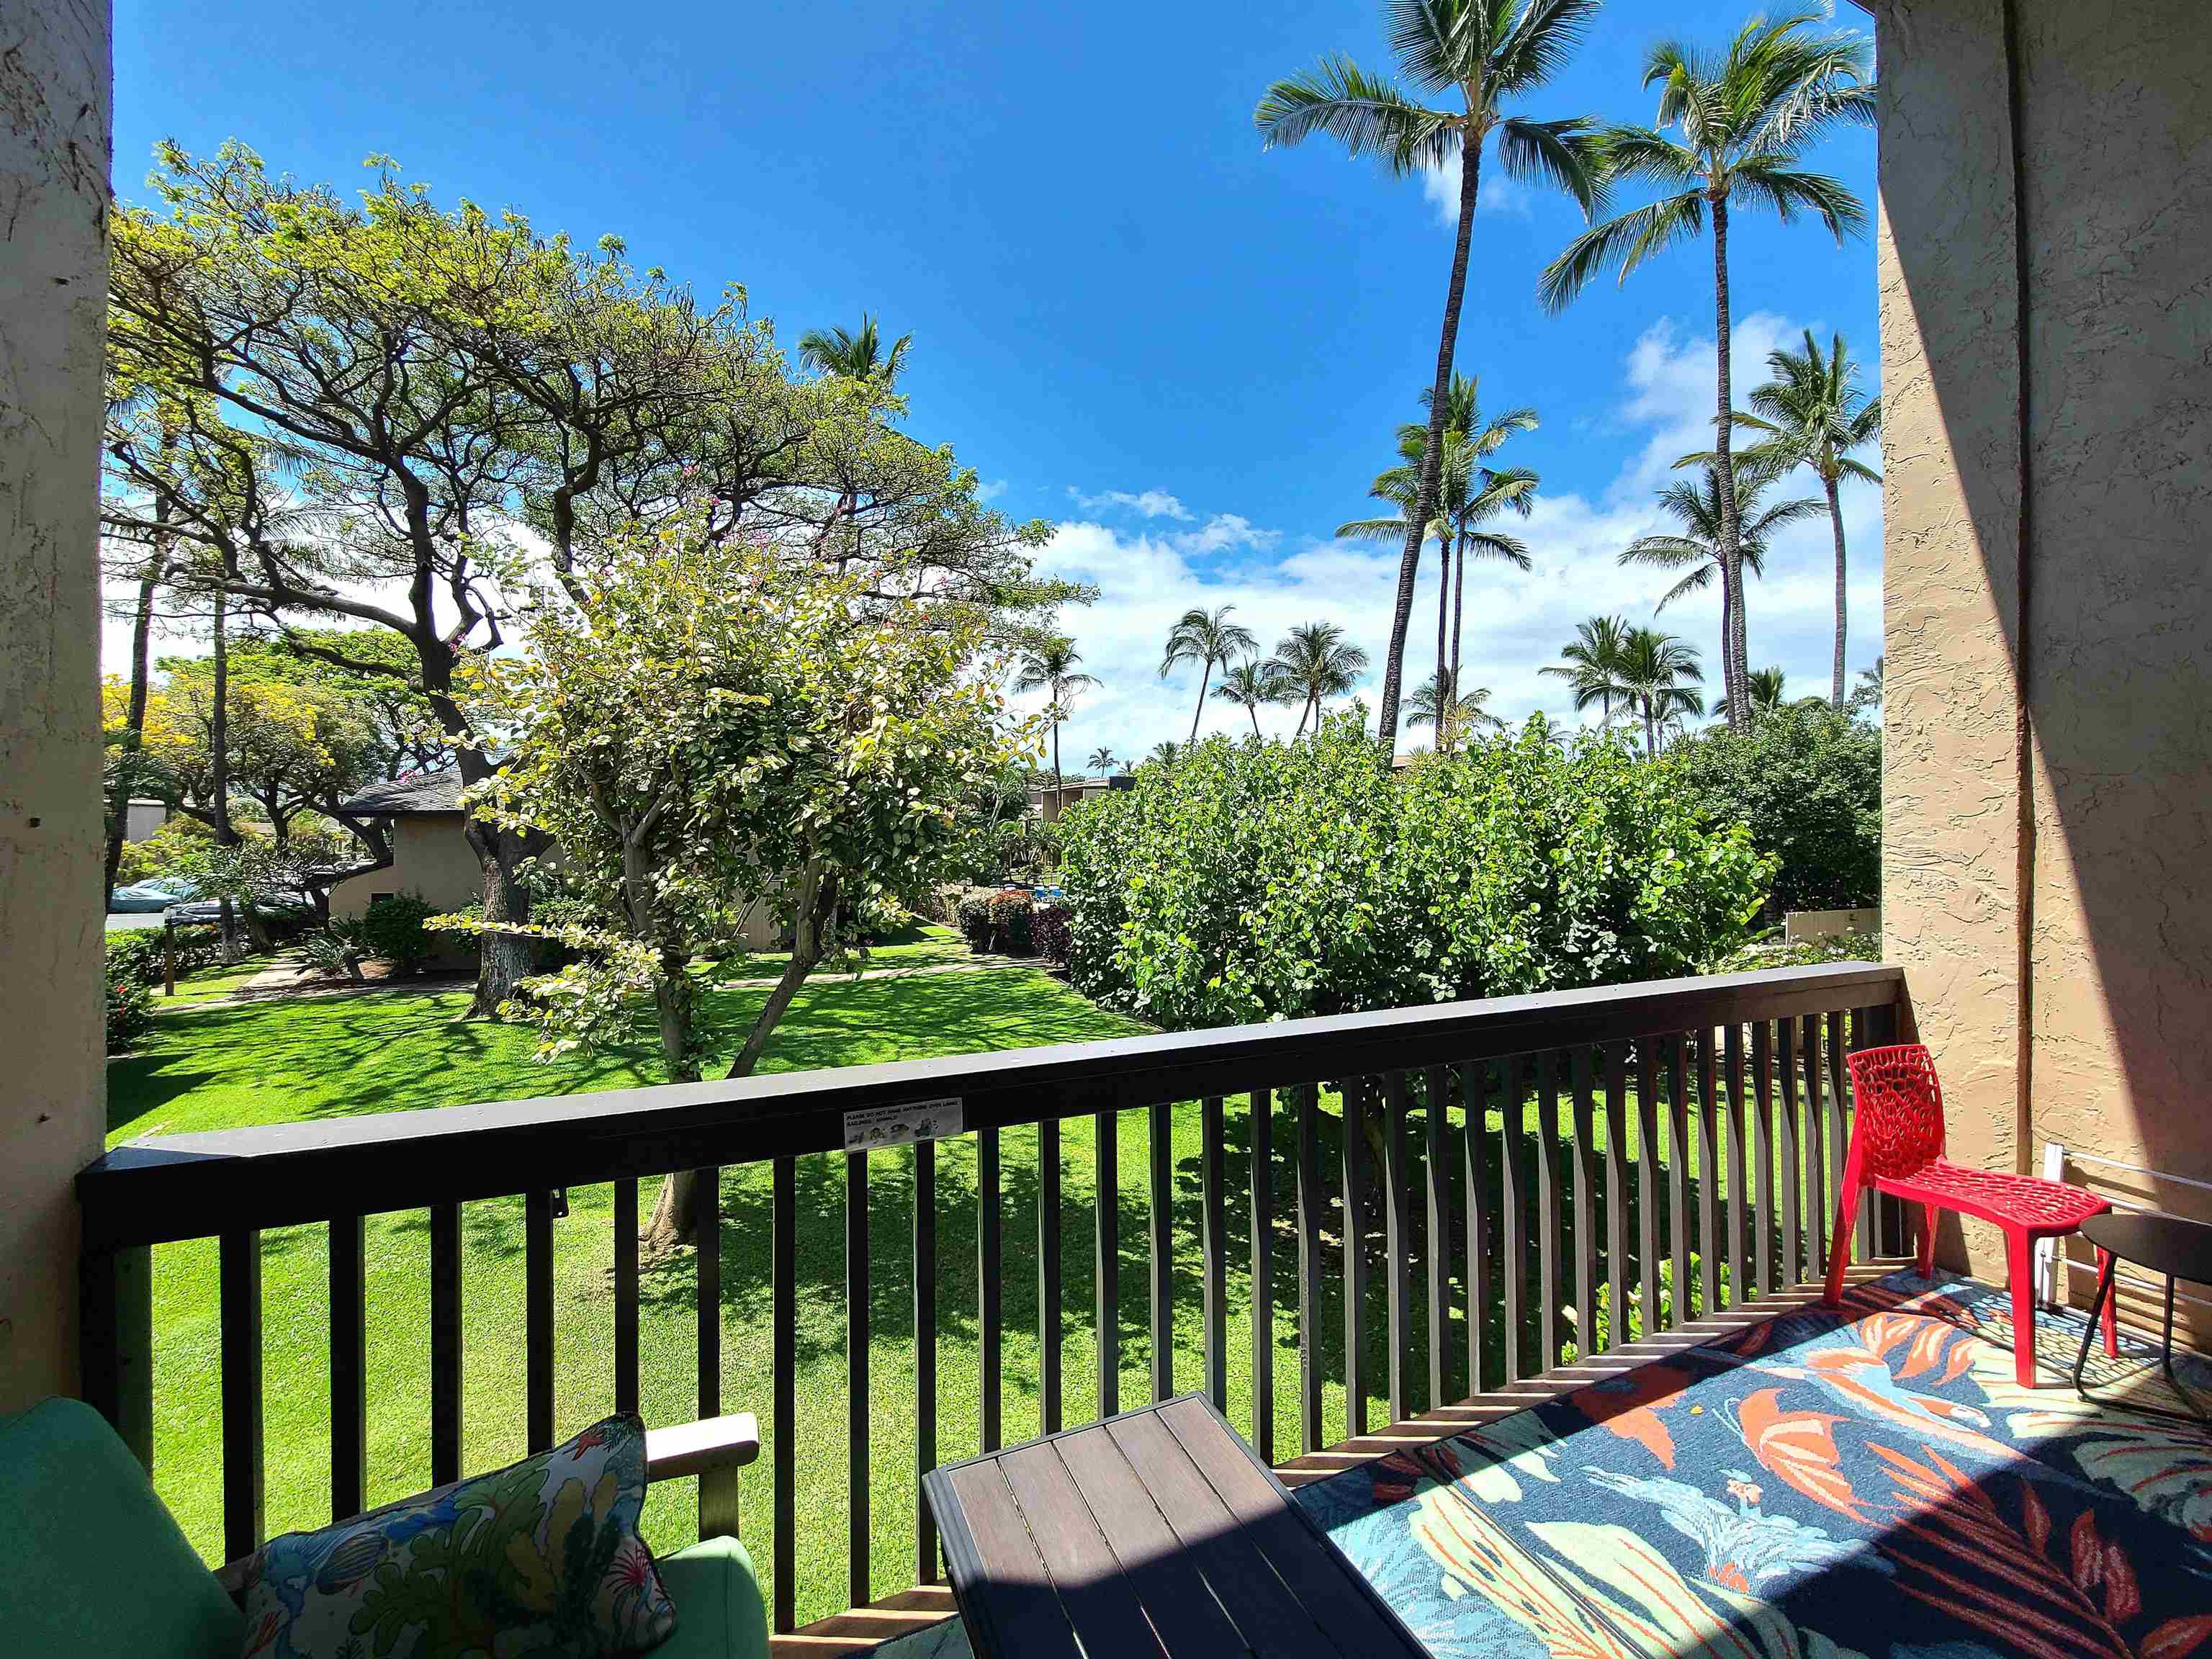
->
[1822,1043,2116,1386]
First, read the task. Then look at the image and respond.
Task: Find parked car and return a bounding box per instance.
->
[107,877,197,914]
[166,885,313,925]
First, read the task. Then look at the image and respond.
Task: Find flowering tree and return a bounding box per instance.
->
[455,518,1028,1251]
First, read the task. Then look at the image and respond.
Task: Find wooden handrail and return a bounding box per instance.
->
[77,962,1900,1250]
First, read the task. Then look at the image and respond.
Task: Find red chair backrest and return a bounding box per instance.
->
[1844,1043,1947,1180]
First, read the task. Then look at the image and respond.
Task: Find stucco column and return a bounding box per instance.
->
[0,0,112,1406]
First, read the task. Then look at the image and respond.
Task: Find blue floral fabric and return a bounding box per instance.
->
[1292,1272,2212,1659]
[239,1413,675,1659]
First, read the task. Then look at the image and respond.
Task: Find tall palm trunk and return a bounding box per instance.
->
[1709,194,1748,721]
[105,551,168,904]
[1187,662,1213,744]
[1051,714,1063,814]
[1642,698,1657,760]
[1824,472,1848,709]
[1449,529,1467,743]
[1434,529,1453,752]
[1380,125,1483,755]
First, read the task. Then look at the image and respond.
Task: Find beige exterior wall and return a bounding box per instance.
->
[1877,0,2212,1344]
[329,816,490,921]
[0,0,111,1408]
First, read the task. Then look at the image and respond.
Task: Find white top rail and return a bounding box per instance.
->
[2040,1141,2212,1313]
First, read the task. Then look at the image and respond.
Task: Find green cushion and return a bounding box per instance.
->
[0,1396,243,1659]
[652,1537,770,1659]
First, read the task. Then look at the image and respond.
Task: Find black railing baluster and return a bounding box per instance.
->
[1569,1048,1598,1358]
[1634,1042,1661,1338]
[1202,1097,1227,1411]
[1696,1032,1720,1318]
[1777,1020,1802,1284]
[1827,1010,1852,1266]
[1802,1014,1827,1277]
[1295,1084,1323,1452]
[773,1154,796,1632]
[1094,1109,1118,1420]
[330,1213,365,1522]
[979,1128,1003,1447]
[1497,1058,1527,1382]
[1422,1064,1451,1407]
[914,1138,937,1584]
[1725,1027,1748,1308]
[1844,1008,1874,1258]
[430,1201,463,1487]
[1249,1082,1274,1462]
[613,1178,639,1417]
[1342,1081,1370,1434]
[697,1168,721,1421]
[1603,1043,1629,1354]
[220,1228,264,1561]
[1665,1034,1691,1327]
[1147,1105,1172,1403]
[1536,1051,1562,1370]
[1382,1073,1411,1421]
[847,1149,869,1608]
[1039,1115,1063,1434]
[526,1189,555,1453]
[1461,1061,1489,1389]
[1752,1022,1777,1293]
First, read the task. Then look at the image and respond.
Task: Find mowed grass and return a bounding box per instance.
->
[113,952,1840,1627]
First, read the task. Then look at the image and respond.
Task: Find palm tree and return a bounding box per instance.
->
[1212,657,1285,737]
[1617,626,1705,758]
[1540,12,1874,721]
[1406,670,1504,752]
[1541,614,1633,729]
[1340,374,1539,752]
[1259,0,1603,751]
[1736,330,1881,708]
[1713,664,1788,722]
[1012,638,1100,810]
[796,313,914,386]
[1146,741,1181,768]
[1619,460,1822,667]
[1160,605,1258,743]
[1847,655,1884,716]
[1265,621,1370,735]
[1086,746,1118,776]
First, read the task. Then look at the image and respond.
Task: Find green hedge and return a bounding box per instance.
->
[1058,715,1773,1030]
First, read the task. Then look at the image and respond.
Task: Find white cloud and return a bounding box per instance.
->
[1021,310,1881,765]
[1066,486,1192,521]
[1419,154,1532,226]
[976,477,1009,503]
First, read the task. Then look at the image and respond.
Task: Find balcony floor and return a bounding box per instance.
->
[784,1265,2212,1658]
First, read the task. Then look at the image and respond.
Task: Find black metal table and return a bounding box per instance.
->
[2072,1208,2212,1418]
[922,1395,1430,1659]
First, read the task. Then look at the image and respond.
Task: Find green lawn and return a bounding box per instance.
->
[115,956,1836,1627]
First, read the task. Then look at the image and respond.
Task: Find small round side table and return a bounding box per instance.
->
[2072,1208,2212,1419]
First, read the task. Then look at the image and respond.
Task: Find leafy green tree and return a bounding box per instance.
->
[1617,626,1705,758]
[796,314,912,386]
[458,517,1020,1250]
[1060,712,1771,1028]
[1736,330,1882,707]
[1848,655,1884,716]
[1266,621,1370,737]
[1541,12,1874,719]
[1541,614,1633,729]
[1259,0,1601,749]
[1159,605,1257,743]
[1619,460,1822,669]
[1012,637,1100,807]
[1212,657,1287,737]
[1674,699,1880,913]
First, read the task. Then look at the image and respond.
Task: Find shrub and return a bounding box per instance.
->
[104,925,222,987]
[956,889,995,950]
[985,891,1034,956]
[1058,714,1773,1030]
[359,891,439,974]
[105,976,153,1052]
[1671,701,1880,914]
[298,921,365,980]
[1032,904,1072,969]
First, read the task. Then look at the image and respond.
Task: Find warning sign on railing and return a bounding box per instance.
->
[843,1097,965,1152]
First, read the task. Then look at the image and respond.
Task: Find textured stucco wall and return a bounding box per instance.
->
[0,0,111,1407]
[328,817,490,921]
[1879,0,2212,1339]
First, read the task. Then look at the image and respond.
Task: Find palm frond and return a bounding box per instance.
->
[1728,160,1866,240]
[1494,0,1606,96]
[1254,56,1452,174]
[1538,192,1702,311]
[1495,116,1604,216]
[1383,0,1465,94]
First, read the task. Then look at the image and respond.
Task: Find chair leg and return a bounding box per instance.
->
[2097,1246,2118,1358]
[1821,1174,1861,1307]
[2005,1230,2039,1389]
[1917,1205,1938,1278]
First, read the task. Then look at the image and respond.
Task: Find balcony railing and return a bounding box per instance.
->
[77,960,1905,1635]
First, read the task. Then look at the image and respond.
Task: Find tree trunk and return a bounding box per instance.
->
[104,555,169,905]
[1825,471,1848,709]
[1644,703,1657,760]
[1449,529,1467,748]
[1709,194,1748,723]
[464,816,539,1017]
[1187,664,1211,745]
[1379,126,1484,755]
[210,590,233,847]
[1434,529,1452,753]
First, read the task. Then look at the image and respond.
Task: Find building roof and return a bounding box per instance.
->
[336,770,467,817]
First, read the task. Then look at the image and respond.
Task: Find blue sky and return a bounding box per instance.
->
[114,0,1879,762]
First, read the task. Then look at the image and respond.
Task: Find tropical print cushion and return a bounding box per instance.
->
[238,1413,675,1659]
[1293,1271,2212,1659]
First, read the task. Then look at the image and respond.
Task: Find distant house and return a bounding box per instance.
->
[328,769,783,948]
[1029,773,1132,824]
